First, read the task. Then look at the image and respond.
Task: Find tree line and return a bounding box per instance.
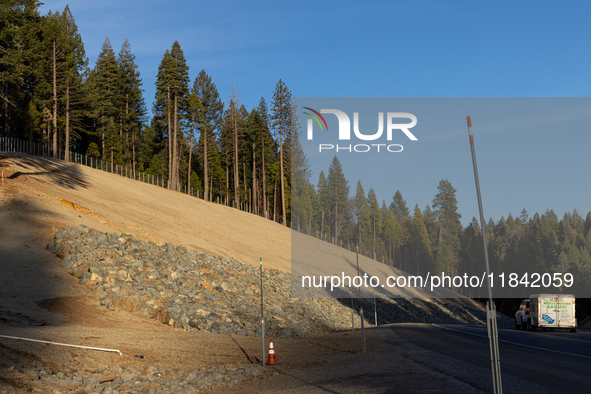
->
[1,2,295,225]
[4,3,591,298]
[292,153,591,296]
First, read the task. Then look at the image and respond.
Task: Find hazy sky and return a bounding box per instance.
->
[38,1,591,226]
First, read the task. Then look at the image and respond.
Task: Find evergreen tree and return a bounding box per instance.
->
[59,5,87,161]
[185,92,203,192]
[270,79,292,225]
[383,208,401,266]
[117,39,146,175]
[368,188,383,259]
[390,190,410,221]
[412,204,436,275]
[316,170,329,239]
[353,180,371,249]
[326,156,349,244]
[0,0,43,139]
[92,37,120,167]
[193,69,223,201]
[289,114,311,230]
[432,179,462,276]
[153,41,189,190]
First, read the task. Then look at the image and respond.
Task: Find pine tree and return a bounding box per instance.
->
[59,5,87,161]
[117,39,146,175]
[186,92,203,192]
[270,79,292,225]
[432,179,463,276]
[327,156,349,244]
[368,188,383,259]
[0,0,43,139]
[383,208,401,266]
[290,118,311,230]
[353,179,371,249]
[193,69,223,201]
[390,190,410,221]
[92,37,120,167]
[412,204,436,275]
[316,170,329,239]
[256,97,273,217]
[153,42,189,190]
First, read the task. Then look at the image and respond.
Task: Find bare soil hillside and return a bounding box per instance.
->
[0,152,291,272]
[0,152,485,393]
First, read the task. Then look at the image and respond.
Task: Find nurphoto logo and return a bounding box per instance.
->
[303,108,418,153]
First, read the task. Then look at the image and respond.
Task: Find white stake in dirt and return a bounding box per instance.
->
[0,335,122,355]
[260,257,265,367]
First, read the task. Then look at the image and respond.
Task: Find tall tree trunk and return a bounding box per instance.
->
[101,110,105,158]
[233,104,239,208]
[188,119,194,191]
[167,86,171,188]
[132,132,136,178]
[209,174,213,201]
[252,142,256,215]
[335,184,338,243]
[52,39,57,158]
[3,81,9,138]
[126,93,129,173]
[280,129,286,225]
[262,136,266,218]
[204,124,209,201]
[65,82,70,161]
[173,94,178,191]
[273,175,277,222]
[111,117,114,172]
[226,152,229,206]
[2,82,6,137]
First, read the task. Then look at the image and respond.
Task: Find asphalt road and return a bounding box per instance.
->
[385,323,591,394]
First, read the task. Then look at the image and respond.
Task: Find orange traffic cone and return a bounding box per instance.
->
[267,339,276,365]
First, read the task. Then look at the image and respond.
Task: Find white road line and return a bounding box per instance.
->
[432,324,591,360]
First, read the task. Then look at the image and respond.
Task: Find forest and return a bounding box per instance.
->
[292,153,591,299]
[2,2,591,300]
[1,1,294,225]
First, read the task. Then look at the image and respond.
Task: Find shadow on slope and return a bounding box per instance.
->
[1,152,89,190]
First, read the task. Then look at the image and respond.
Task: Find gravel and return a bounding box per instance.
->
[39,225,513,392]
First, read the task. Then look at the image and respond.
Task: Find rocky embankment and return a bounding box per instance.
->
[39,225,512,392]
[47,226,510,337]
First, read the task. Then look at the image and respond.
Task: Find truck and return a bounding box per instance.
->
[515,294,577,332]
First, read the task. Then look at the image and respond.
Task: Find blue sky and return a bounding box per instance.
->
[38,1,591,226]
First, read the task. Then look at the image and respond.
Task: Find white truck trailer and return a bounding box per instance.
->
[515,294,577,332]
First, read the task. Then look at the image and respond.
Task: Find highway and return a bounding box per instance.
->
[385,323,591,394]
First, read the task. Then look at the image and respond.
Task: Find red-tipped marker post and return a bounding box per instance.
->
[467,117,503,394]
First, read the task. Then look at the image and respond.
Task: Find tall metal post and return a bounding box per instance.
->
[356,243,366,353]
[260,257,265,366]
[467,116,502,393]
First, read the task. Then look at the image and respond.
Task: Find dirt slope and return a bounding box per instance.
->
[0,151,486,393]
[0,152,291,272]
